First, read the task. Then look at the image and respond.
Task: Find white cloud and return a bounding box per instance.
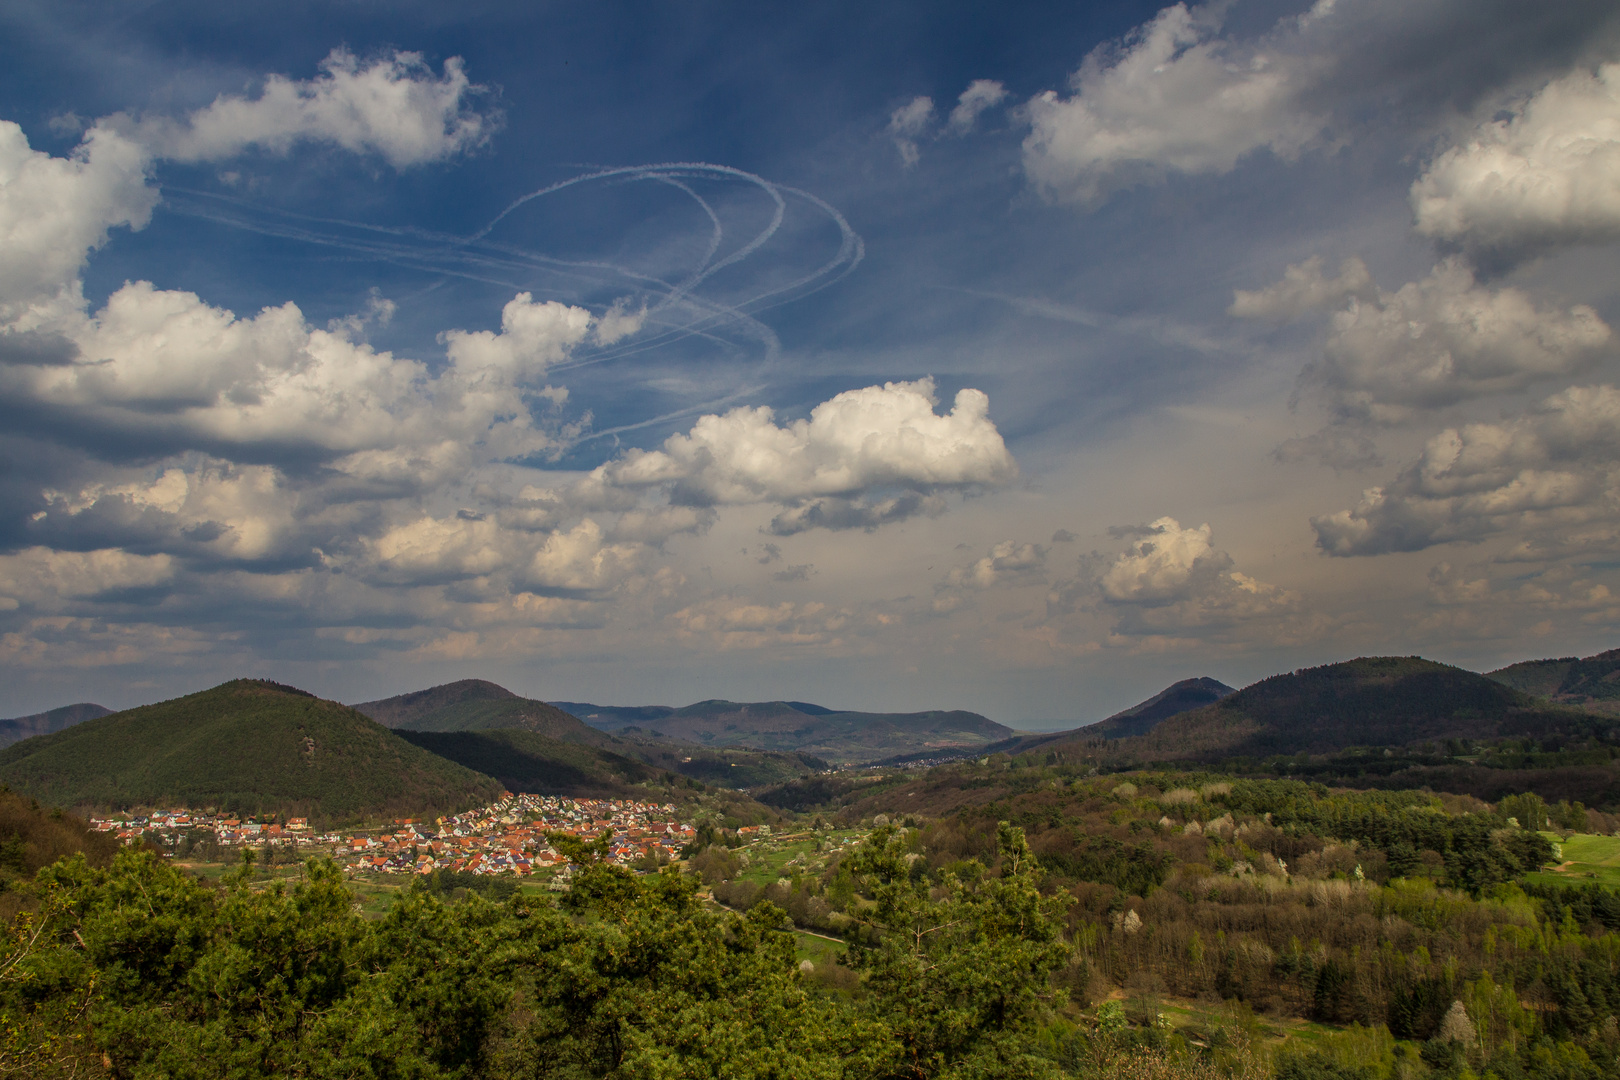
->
[1236,257,1611,423]
[670,597,848,650]
[1085,517,1297,636]
[523,519,645,595]
[591,378,1016,526]
[129,49,497,168]
[932,539,1046,613]
[1412,62,1620,258]
[0,122,155,328]
[0,547,174,608]
[37,464,308,564]
[1313,383,1620,555]
[1099,517,1227,603]
[888,96,934,167]
[947,540,1046,590]
[948,80,1009,134]
[1,282,605,470]
[767,493,947,537]
[1022,3,1325,206]
[441,291,594,383]
[1229,256,1375,321]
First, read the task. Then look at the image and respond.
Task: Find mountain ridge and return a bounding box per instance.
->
[0,703,112,749]
[554,698,1013,764]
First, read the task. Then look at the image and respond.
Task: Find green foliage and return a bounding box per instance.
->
[0,824,1076,1079]
[397,728,663,799]
[0,680,504,819]
[841,822,1071,1078]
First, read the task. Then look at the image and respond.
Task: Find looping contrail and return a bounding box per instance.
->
[161,160,863,375]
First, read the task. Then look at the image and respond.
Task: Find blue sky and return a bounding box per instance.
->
[3,0,1620,725]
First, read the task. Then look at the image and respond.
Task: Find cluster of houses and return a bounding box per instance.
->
[90,793,701,877]
[90,809,330,848]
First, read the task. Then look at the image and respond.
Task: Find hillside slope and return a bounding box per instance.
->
[1490,648,1620,714]
[1046,657,1612,763]
[394,729,662,800]
[980,676,1236,758]
[0,703,112,749]
[0,680,504,819]
[354,679,518,727]
[557,698,1012,765]
[1085,677,1236,739]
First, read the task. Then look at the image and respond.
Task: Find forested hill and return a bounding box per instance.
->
[1083,676,1235,739]
[0,702,111,749]
[358,679,618,746]
[991,676,1236,756]
[355,678,518,727]
[1043,656,1613,763]
[557,698,1013,765]
[1490,647,1620,714]
[0,680,504,819]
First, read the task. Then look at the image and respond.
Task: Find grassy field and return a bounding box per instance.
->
[732,828,867,887]
[1520,832,1620,888]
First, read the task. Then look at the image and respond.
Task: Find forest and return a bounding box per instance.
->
[3,767,1620,1079]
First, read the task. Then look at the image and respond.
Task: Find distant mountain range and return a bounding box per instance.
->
[0,703,112,749]
[359,679,828,791]
[8,646,1620,818]
[552,699,1013,765]
[1032,656,1610,765]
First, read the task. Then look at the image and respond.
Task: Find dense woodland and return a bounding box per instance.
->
[3,769,1620,1079]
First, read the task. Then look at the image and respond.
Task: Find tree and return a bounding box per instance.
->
[842,822,1071,1079]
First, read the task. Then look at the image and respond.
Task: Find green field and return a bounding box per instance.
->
[1520,832,1620,888]
[732,828,866,887]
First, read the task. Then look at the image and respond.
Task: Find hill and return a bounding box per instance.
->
[0,680,504,820]
[362,680,827,791]
[1066,656,1613,764]
[1084,676,1236,739]
[354,679,518,727]
[1490,647,1620,714]
[394,729,662,800]
[0,703,112,749]
[555,698,1013,765]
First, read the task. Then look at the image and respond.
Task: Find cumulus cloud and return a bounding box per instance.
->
[931,539,1046,614]
[1087,517,1296,635]
[767,493,947,537]
[441,291,594,383]
[888,96,934,166]
[0,547,173,609]
[1022,3,1326,206]
[1236,257,1611,423]
[1313,383,1620,555]
[0,123,156,328]
[948,80,1009,134]
[1229,256,1375,321]
[589,378,1016,528]
[128,49,498,168]
[0,279,614,479]
[1412,62,1620,259]
[947,540,1047,590]
[670,597,850,649]
[33,463,313,566]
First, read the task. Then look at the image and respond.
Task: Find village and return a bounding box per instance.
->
[90,793,718,877]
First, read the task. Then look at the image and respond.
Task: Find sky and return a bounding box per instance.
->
[3,0,1620,726]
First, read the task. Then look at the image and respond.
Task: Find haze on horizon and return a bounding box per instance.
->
[3,0,1620,727]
